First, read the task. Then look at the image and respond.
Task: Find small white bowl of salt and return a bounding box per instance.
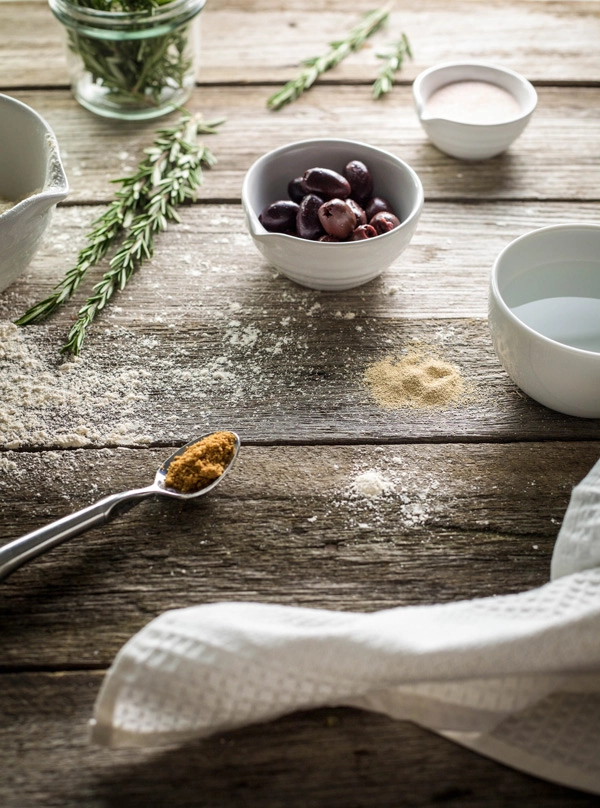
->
[412,62,537,161]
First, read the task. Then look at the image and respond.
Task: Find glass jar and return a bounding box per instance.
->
[49,0,206,120]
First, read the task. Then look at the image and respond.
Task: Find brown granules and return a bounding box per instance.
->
[164,431,237,493]
[364,347,467,410]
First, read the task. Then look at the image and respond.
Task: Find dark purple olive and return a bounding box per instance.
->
[259,200,299,233]
[346,198,367,226]
[365,196,394,220]
[344,160,373,202]
[296,194,325,240]
[303,167,351,199]
[369,211,401,234]
[318,198,357,240]
[288,176,307,204]
[351,224,378,240]
[319,234,340,242]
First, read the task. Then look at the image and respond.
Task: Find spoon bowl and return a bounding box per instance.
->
[154,431,240,497]
[0,431,240,582]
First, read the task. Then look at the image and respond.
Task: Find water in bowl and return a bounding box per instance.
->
[503,260,600,352]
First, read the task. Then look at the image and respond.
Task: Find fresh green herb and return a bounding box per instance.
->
[372,33,412,99]
[16,114,224,355]
[267,6,392,111]
[15,182,141,327]
[65,0,194,109]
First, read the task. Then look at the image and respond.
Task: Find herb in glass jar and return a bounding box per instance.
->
[49,0,206,120]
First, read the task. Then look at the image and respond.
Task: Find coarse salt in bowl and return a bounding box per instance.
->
[241,138,424,291]
[412,62,537,161]
[488,223,600,418]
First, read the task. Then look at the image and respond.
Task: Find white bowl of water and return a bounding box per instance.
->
[489,224,600,418]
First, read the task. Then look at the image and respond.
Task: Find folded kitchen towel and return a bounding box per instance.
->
[90,459,600,795]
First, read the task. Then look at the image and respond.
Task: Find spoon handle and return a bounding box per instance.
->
[0,486,154,583]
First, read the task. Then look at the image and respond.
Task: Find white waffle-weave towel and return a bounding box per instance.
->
[90,459,600,795]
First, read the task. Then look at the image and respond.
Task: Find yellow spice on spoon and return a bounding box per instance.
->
[165,431,237,493]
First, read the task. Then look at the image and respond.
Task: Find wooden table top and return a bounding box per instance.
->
[1,0,599,805]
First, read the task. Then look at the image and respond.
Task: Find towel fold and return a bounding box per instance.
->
[90,459,600,795]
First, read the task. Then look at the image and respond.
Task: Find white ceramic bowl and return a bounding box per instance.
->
[241,138,424,291]
[0,94,69,293]
[489,224,600,418]
[413,62,537,161]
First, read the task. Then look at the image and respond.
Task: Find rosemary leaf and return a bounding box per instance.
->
[16,114,223,354]
[267,5,392,111]
[14,197,132,326]
[372,33,412,99]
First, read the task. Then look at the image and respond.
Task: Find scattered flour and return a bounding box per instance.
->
[0,321,152,449]
[0,288,327,449]
[333,454,441,530]
[350,469,395,499]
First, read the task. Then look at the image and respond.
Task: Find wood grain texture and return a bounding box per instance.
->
[1,202,600,448]
[2,0,600,87]
[1,442,598,666]
[3,201,600,320]
[1,87,600,203]
[2,672,598,808]
[1,0,599,803]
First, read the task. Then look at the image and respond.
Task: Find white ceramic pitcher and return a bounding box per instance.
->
[0,94,69,292]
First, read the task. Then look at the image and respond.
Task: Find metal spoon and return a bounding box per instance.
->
[0,431,240,583]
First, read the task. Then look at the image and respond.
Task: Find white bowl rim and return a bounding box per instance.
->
[241,137,424,247]
[490,222,600,358]
[0,92,69,220]
[413,61,538,127]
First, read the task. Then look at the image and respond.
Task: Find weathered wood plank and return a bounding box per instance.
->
[1,311,599,445]
[3,200,599,320]
[1,203,599,448]
[2,86,599,204]
[1,442,597,666]
[1,672,596,808]
[2,0,600,87]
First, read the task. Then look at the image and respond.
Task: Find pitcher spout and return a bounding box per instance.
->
[0,93,70,292]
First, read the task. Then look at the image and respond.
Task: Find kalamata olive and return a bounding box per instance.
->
[319,234,340,242]
[303,167,351,199]
[344,160,373,201]
[318,198,357,239]
[296,193,325,240]
[369,211,401,234]
[346,198,367,226]
[259,200,299,233]
[288,176,307,204]
[351,224,378,240]
[365,196,394,220]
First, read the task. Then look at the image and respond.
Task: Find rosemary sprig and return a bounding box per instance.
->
[15,179,142,326]
[372,33,412,99]
[16,113,224,354]
[267,5,392,111]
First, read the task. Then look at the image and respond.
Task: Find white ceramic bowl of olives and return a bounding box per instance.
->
[241,138,424,290]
